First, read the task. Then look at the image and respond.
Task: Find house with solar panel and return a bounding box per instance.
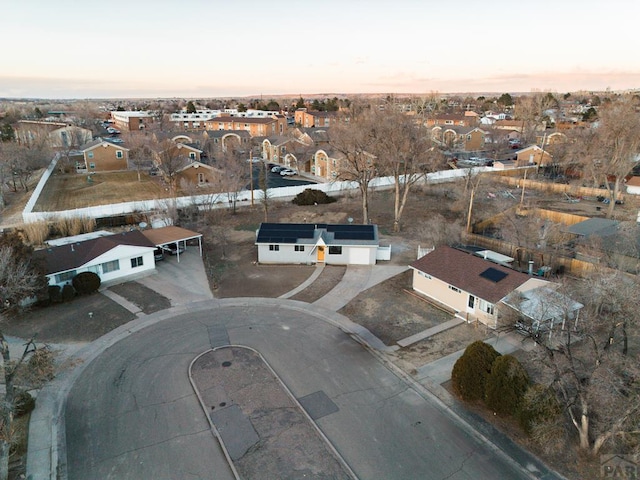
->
[409,246,558,329]
[255,223,380,265]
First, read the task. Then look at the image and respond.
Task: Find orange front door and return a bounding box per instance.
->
[317,246,325,262]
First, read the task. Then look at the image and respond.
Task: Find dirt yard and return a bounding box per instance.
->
[33,170,167,211]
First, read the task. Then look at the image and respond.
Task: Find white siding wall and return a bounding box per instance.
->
[257,244,314,264]
[258,244,376,265]
[48,246,155,286]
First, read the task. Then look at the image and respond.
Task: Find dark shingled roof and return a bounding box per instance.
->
[256,223,378,246]
[34,230,155,275]
[410,245,532,303]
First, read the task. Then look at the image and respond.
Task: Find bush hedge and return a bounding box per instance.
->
[61,284,76,302]
[14,390,36,417]
[518,384,562,434]
[451,341,501,402]
[72,271,101,295]
[485,354,530,416]
[292,189,337,206]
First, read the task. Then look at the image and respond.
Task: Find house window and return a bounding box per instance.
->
[328,246,342,255]
[55,270,77,283]
[189,152,196,159]
[269,245,279,251]
[89,162,95,169]
[479,299,495,315]
[101,260,120,273]
[448,285,461,293]
[467,135,472,140]
[116,150,123,159]
[295,245,305,252]
[198,172,205,183]
[87,151,94,159]
[131,256,143,268]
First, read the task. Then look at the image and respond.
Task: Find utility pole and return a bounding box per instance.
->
[250,148,254,206]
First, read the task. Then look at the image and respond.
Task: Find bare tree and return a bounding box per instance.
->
[576,97,640,218]
[373,106,446,232]
[210,136,249,213]
[153,139,189,196]
[519,272,640,456]
[0,233,48,479]
[124,132,154,181]
[328,104,378,224]
[514,93,557,144]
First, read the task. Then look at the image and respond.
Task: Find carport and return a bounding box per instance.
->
[141,226,202,263]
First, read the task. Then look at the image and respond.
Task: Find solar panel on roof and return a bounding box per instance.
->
[479,267,508,283]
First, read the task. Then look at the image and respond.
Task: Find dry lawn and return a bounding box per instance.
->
[33,171,167,211]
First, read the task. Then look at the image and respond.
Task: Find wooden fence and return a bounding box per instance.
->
[496,176,624,201]
[464,233,596,277]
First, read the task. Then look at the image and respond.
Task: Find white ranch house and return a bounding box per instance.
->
[256,223,380,265]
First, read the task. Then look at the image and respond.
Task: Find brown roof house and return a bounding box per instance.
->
[204,115,287,137]
[515,145,553,167]
[294,109,339,128]
[431,126,488,151]
[35,230,157,287]
[409,246,551,328]
[625,176,640,195]
[80,138,129,172]
[175,161,222,189]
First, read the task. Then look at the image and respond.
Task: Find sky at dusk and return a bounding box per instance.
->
[2,0,639,99]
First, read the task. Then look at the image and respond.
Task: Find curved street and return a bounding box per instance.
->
[64,299,532,480]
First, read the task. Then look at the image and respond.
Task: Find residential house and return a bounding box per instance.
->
[204,115,287,137]
[515,145,553,167]
[35,230,157,287]
[110,111,156,131]
[80,138,129,172]
[261,136,311,167]
[203,130,251,158]
[294,109,339,128]
[493,119,525,132]
[566,218,640,273]
[535,131,568,146]
[175,161,222,189]
[170,109,222,130]
[13,121,92,149]
[625,176,640,195]
[431,126,488,151]
[410,246,550,328]
[311,148,346,180]
[49,125,93,149]
[256,223,380,265]
[424,114,473,128]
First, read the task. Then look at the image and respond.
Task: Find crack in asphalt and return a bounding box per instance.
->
[88,391,196,422]
[440,449,475,480]
[91,427,212,467]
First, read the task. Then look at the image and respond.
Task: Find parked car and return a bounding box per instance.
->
[162,243,185,255]
[154,247,165,261]
[107,137,124,144]
[107,127,121,135]
[271,166,284,173]
[280,168,296,176]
